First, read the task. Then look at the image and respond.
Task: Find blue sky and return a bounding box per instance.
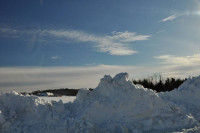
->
[1,0,200,92]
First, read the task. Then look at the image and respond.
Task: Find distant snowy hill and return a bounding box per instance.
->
[0,73,200,133]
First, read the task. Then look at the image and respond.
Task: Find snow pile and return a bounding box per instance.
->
[0,92,95,133]
[0,73,200,133]
[175,76,200,108]
[74,73,197,132]
[161,76,200,121]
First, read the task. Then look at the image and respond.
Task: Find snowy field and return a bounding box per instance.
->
[0,72,200,133]
[39,96,76,103]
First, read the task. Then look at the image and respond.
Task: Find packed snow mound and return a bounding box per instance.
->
[177,76,200,109]
[0,73,200,133]
[0,92,95,133]
[178,75,200,91]
[161,76,200,121]
[74,73,197,132]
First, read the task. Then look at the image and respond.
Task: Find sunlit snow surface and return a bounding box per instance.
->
[0,73,200,133]
[39,96,76,103]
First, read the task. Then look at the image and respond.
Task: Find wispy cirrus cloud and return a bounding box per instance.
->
[51,56,60,60]
[0,27,150,56]
[154,54,200,77]
[155,54,200,65]
[159,4,200,23]
[156,29,166,34]
[160,14,179,22]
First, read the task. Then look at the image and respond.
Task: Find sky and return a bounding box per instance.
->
[1,0,200,92]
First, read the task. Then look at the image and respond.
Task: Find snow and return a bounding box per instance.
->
[0,72,200,132]
[39,96,76,103]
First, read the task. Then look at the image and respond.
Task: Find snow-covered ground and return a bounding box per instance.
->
[0,72,200,133]
[39,96,76,103]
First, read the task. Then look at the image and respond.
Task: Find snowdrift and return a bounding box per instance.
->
[0,73,200,133]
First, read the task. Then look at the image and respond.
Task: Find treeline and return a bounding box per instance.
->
[28,88,80,96]
[28,88,93,96]
[25,75,187,97]
[132,75,187,92]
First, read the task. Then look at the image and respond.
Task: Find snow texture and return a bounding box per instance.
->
[0,73,200,133]
[39,96,76,103]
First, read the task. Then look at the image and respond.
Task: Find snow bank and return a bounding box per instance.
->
[0,73,200,133]
[161,76,200,121]
[39,96,76,103]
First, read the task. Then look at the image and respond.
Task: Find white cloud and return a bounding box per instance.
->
[156,30,166,34]
[159,0,200,23]
[109,31,150,42]
[45,29,149,55]
[0,27,150,56]
[160,14,178,22]
[1,61,200,93]
[159,8,200,23]
[155,54,200,65]
[0,65,146,93]
[51,56,60,60]
[154,54,200,78]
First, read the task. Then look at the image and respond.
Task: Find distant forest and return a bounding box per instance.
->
[27,74,187,96]
[132,74,187,92]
